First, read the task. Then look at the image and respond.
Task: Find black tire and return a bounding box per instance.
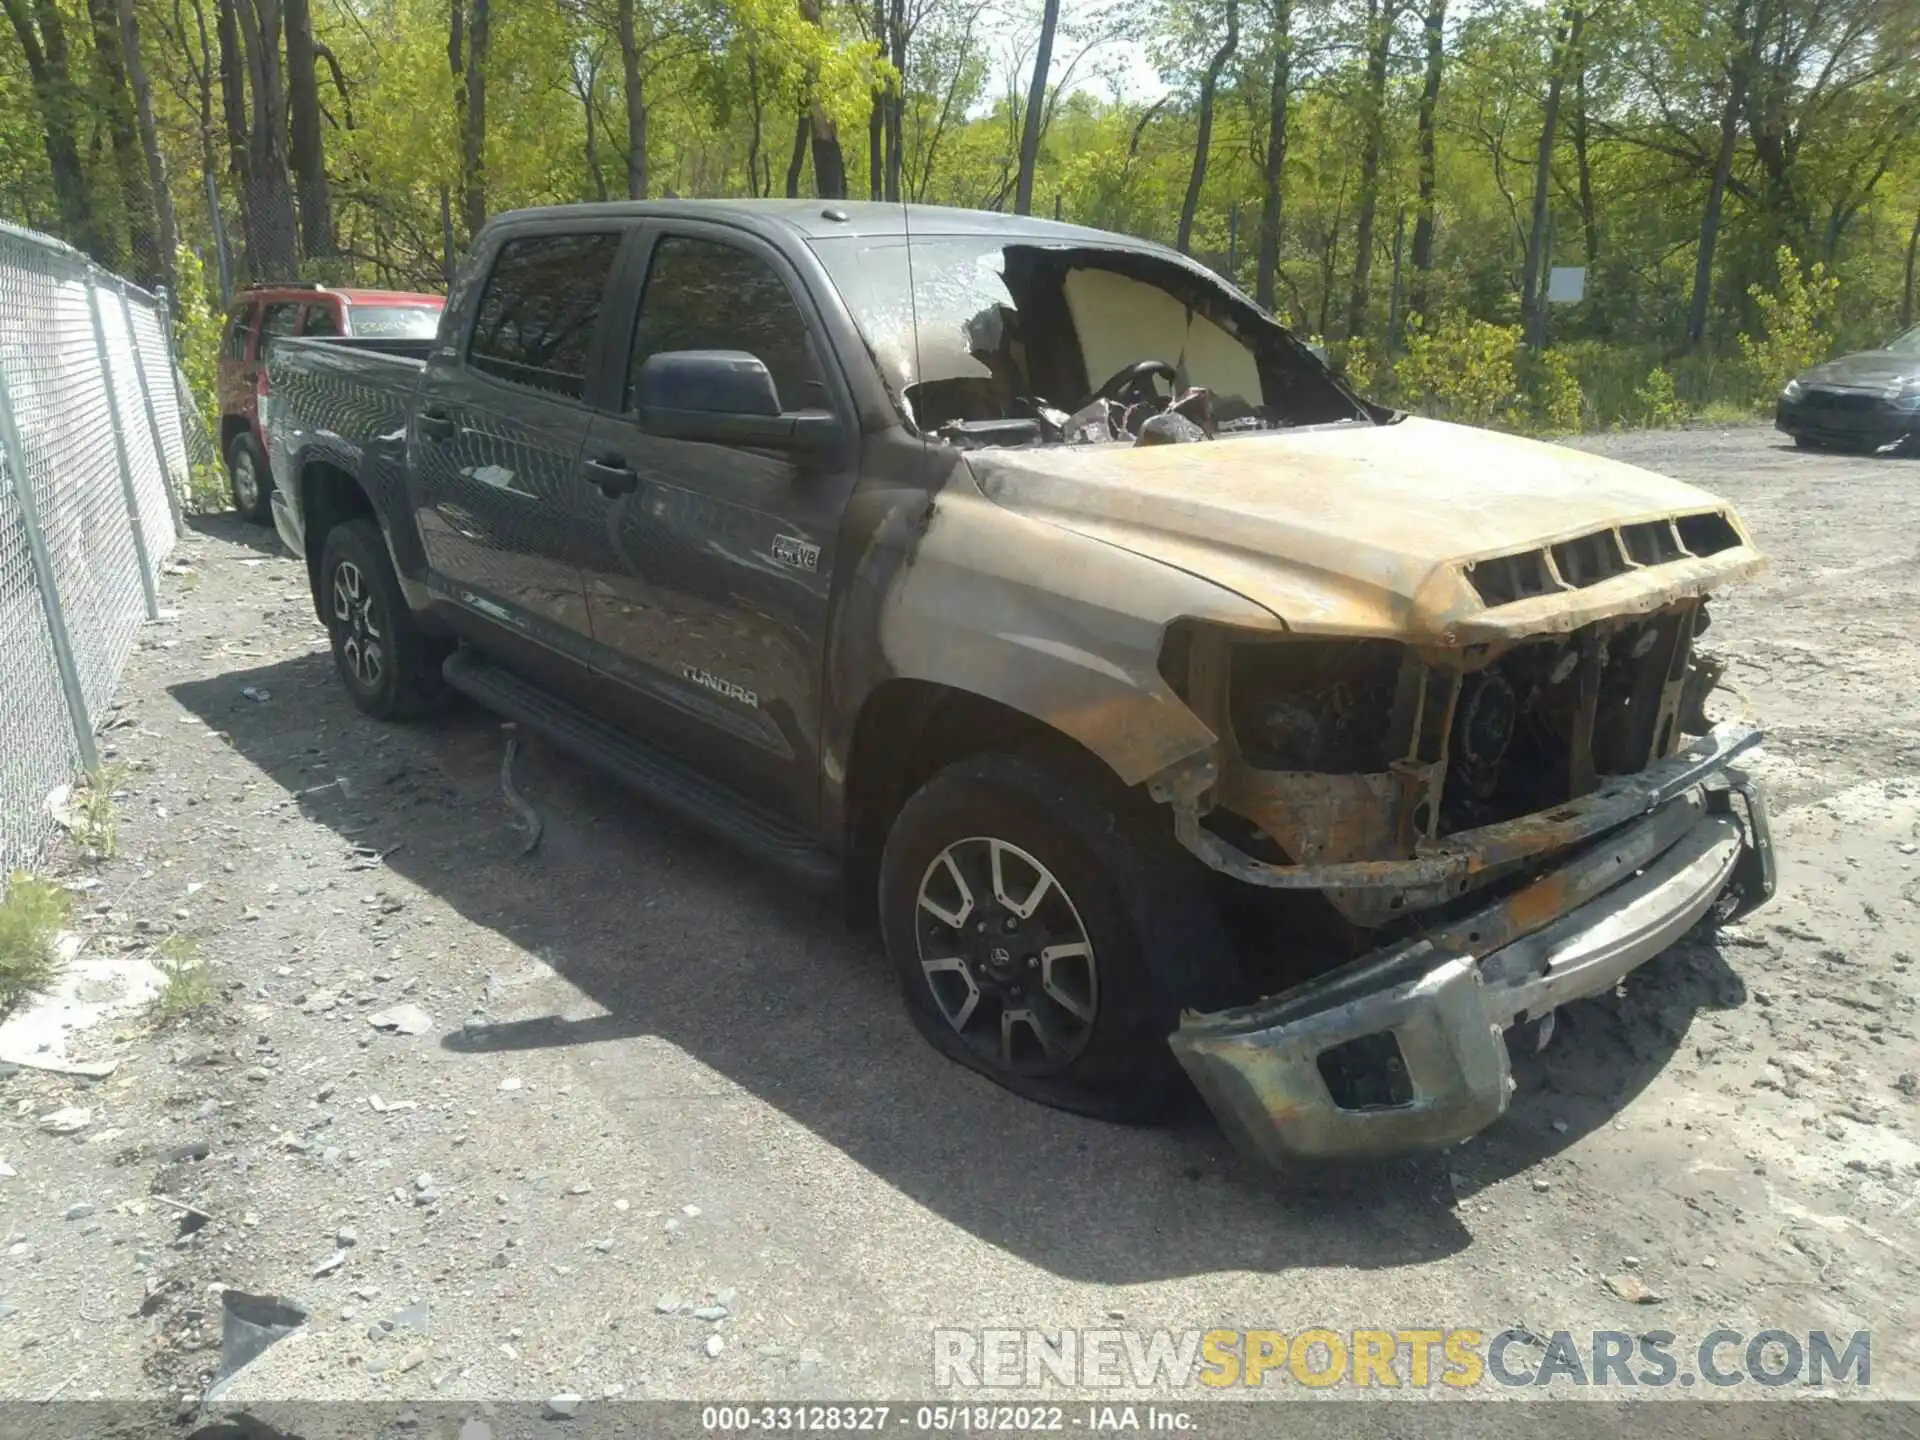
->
[1792,435,1821,451]
[879,752,1241,1123]
[227,431,272,523]
[318,518,447,721]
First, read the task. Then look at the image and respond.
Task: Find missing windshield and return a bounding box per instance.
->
[813,236,1372,450]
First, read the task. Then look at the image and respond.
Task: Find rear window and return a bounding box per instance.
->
[258,302,300,361]
[348,305,440,340]
[468,232,623,398]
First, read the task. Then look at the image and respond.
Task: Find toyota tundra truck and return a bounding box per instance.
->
[262,199,1775,1167]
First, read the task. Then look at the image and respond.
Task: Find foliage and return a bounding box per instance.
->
[148,933,217,1023]
[1739,246,1842,407]
[0,872,70,1011]
[0,0,1913,437]
[1336,336,1376,396]
[1396,313,1523,429]
[1634,366,1686,428]
[68,764,127,860]
[171,242,224,439]
[1529,347,1586,435]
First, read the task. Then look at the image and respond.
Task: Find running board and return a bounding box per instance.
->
[442,649,839,890]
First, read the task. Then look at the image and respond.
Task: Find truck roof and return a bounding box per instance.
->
[485,198,1141,248]
[236,284,444,306]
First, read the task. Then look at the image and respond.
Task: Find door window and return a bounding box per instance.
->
[629,237,826,412]
[299,303,342,336]
[468,232,623,399]
[258,301,300,362]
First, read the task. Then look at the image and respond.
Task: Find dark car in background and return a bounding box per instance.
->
[218,283,444,521]
[1775,324,1920,453]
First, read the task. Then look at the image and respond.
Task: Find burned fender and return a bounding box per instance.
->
[874,467,1284,786]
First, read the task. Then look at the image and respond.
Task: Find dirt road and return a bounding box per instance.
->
[0,424,1914,1418]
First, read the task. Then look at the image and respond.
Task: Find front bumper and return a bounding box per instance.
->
[1776,397,1917,451]
[1170,758,1774,1166]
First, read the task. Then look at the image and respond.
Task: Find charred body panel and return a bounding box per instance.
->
[263,198,1776,1171]
[1170,774,1772,1164]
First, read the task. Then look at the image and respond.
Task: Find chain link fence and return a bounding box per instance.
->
[0,220,192,877]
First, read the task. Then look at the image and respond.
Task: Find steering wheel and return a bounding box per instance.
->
[1087,359,1177,409]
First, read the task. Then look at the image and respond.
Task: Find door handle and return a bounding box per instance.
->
[585,455,638,497]
[418,407,456,441]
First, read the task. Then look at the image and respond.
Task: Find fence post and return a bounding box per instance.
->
[118,279,184,534]
[0,364,99,773]
[84,268,161,621]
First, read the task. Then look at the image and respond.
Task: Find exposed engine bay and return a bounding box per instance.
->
[1156,596,1733,933]
[812,236,1373,449]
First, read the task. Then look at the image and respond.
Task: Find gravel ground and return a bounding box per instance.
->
[0,423,1915,1418]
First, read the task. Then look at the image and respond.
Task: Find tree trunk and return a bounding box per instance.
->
[1407,0,1444,325]
[1686,79,1742,349]
[217,0,248,192]
[1177,0,1238,256]
[461,0,488,236]
[884,0,905,202]
[86,0,159,277]
[809,106,846,199]
[1013,0,1060,215]
[118,0,176,283]
[796,0,844,199]
[234,0,297,280]
[1343,0,1393,339]
[3,0,108,260]
[1254,0,1291,310]
[1521,6,1578,350]
[616,0,646,198]
[785,110,808,197]
[1569,58,1596,266]
[1896,205,1912,330]
[867,0,884,200]
[283,0,330,259]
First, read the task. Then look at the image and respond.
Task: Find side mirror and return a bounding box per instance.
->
[636,349,781,417]
[635,349,835,455]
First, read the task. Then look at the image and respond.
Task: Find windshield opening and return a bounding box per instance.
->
[811,234,1369,449]
[347,305,441,339]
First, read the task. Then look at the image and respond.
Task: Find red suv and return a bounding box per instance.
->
[217,284,443,522]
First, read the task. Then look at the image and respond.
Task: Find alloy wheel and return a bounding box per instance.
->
[914,836,1099,1075]
[231,447,259,510]
[331,558,384,692]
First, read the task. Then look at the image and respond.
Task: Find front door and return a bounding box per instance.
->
[579,227,855,823]
[409,226,626,698]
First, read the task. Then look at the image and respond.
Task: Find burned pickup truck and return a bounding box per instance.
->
[261,199,1773,1166]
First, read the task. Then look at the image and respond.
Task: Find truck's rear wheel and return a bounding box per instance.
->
[227,432,272,524]
[319,518,446,721]
[879,752,1240,1122]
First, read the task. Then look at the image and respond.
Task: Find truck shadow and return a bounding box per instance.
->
[184,512,289,557]
[168,651,1739,1283]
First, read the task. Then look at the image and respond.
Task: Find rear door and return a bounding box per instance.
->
[245,300,300,440]
[407,224,628,702]
[577,225,857,822]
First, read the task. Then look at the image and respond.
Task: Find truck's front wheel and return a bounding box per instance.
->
[319,518,446,721]
[878,752,1240,1123]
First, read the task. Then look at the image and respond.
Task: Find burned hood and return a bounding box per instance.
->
[966,416,1764,643]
